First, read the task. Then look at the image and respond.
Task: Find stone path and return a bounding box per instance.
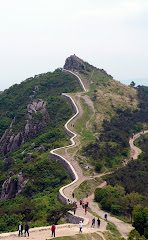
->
[129,130,148,159]
[0,224,105,240]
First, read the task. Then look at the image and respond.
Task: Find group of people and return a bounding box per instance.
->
[91,217,101,228]
[79,193,89,214]
[18,222,29,237]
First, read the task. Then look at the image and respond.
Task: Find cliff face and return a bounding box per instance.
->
[64,54,112,78]
[0,172,28,201]
[0,99,50,154]
[64,55,87,71]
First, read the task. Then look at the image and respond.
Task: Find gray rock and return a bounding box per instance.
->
[26,153,32,162]
[0,172,28,201]
[0,99,49,155]
[64,55,87,71]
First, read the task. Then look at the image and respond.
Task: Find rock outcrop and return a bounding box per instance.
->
[0,172,28,201]
[64,55,87,71]
[0,99,50,154]
[64,54,112,78]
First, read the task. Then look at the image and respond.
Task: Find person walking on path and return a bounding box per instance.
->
[79,221,83,233]
[18,222,23,236]
[97,217,100,228]
[91,217,95,228]
[25,222,29,237]
[74,203,77,215]
[72,192,74,198]
[85,208,88,215]
[104,213,107,221]
[51,224,56,237]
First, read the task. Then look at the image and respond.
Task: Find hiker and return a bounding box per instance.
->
[85,208,88,215]
[79,220,83,233]
[85,203,88,209]
[86,193,88,198]
[72,192,74,198]
[80,198,82,206]
[86,201,89,208]
[25,222,29,237]
[82,202,85,209]
[97,217,100,227]
[91,217,95,228]
[104,213,107,221]
[51,224,56,237]
[18,222,23,236]
[74,203,77,215]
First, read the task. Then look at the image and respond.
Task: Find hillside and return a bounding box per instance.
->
[0,68,81,231]
[62,55,144,171]
[0,55,148,238]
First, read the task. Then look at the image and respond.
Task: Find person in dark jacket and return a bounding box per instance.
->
[18,222,23,236]
[25,222,29,237]
[97,217,100,227]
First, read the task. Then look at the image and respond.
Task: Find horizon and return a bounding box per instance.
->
[0,0,148,90]
[0,63,148,91]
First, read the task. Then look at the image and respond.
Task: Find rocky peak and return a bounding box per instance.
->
[64,54,87,71]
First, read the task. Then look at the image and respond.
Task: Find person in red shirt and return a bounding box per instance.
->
[85,208,88,215]
[51,224,56,237]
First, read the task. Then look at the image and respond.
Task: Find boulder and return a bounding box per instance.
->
[0,172,28,201]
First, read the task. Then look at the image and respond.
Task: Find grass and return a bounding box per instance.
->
[74,178,102,200]
[103,222,123,240]
[87,207,101,219]
[46,232,104,240]
[74,98,96,143]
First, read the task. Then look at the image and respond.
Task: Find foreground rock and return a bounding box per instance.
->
[1,172,28,201]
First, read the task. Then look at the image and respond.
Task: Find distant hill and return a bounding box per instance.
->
[120,78,148,87]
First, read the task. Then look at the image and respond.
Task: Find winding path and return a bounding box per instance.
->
[129,130,148,160]
[0,70,147,240]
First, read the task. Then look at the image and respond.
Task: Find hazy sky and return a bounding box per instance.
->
[0,0,148,91]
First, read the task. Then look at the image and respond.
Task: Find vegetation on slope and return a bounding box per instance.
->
[82,86,148,170]
[94,96,148,238]
[0,68,81,232]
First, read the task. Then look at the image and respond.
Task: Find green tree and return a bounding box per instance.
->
[130,81,136,87]
[120,192,142,222]
[128,229,146,240]
[47,204,74,224]
[133,205,148,236]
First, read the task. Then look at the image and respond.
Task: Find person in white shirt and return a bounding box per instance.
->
[79,220,83,233]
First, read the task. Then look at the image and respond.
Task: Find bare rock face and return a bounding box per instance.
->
[0,172,28,201]
[64,55,113,78]
[0,99,50,154]
[64,55,87,71]
[29,86,39,101]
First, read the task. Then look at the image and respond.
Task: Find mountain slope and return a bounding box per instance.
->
[0,55,148,235]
